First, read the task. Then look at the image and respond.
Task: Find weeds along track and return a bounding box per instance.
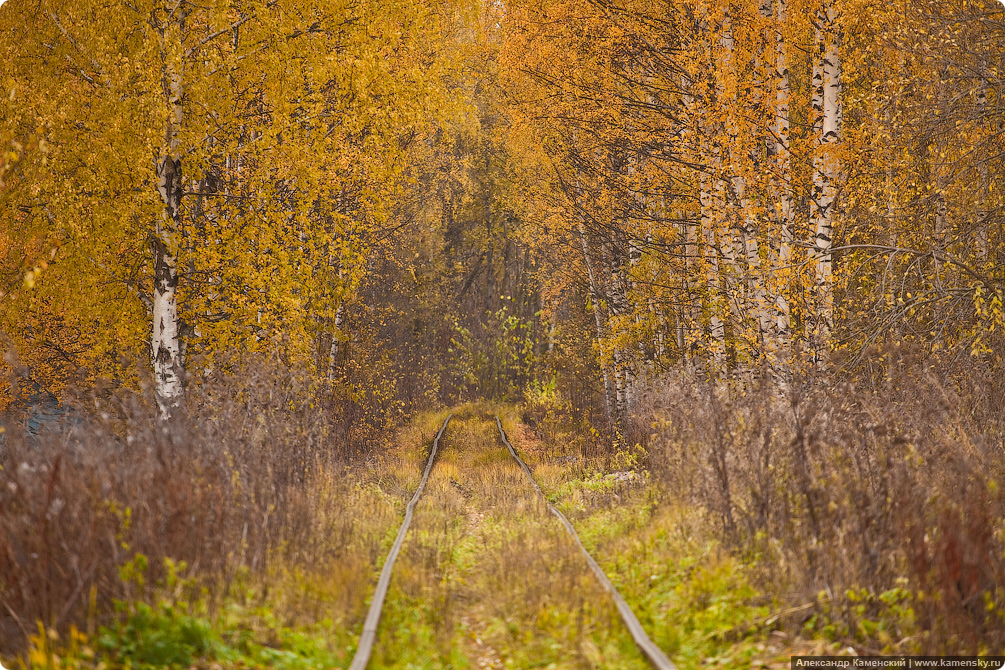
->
[349,415,453,670]
[352,409,672,669]
[495,417,678,670]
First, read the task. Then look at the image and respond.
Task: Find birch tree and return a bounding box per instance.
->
[0,0,474,410]
[808,0,843,365]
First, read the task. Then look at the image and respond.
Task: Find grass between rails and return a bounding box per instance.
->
[370,403,651,670]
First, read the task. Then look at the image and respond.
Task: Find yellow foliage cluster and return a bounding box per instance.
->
[0,0,1000,412]
[496,0,1003,405]
[0,0,477,406]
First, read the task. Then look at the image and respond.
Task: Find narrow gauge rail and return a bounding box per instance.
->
[348,414,452,670]
[495,417,679,670]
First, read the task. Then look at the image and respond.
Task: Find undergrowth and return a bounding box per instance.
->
[0,356,438,667]
[524,354,1005,657]
[7,356,1003,668]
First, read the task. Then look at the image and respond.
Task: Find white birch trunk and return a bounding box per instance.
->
[737,0,774,360]
[576,220,614,426]
[809,0,842,365]
[771,0,794,353]
[696,12,736,382]
[700,168,727,379]
[603,240,635,424]
[739,214,771,348]
[720,10,761,367]
[684,211,699,360]
[681,76,701,364]
[152,236,183,413]
[327,303,346,385]
[718,221,745,327]
[612,347,632,426]
[153,15,187,415]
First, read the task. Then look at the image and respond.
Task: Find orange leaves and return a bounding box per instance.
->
[495,0,1001,383]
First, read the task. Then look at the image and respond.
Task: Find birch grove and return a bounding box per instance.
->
[1,0,1001,432]
[1,0,465,411]
[499,0,1002,424]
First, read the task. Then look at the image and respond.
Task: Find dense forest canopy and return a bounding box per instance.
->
[0,0,1002,425]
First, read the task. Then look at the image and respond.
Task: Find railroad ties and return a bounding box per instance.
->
[349,413,677,670]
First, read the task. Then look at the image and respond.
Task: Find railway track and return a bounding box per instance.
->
[348,413,676,670]
[495,417,677,670]
[349,415,452,670]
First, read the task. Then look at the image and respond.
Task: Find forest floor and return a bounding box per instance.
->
[11,402,849,670]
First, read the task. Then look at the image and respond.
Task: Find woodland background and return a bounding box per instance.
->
[1,0,1004,659]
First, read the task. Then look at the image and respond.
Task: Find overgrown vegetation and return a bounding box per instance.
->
[522,358,1005,657]
[370,407,655,669]
[638,364,1005,653]
[0,356,416,659]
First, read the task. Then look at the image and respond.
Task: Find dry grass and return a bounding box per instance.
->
[369,404,652,669]
[504,408,831,669]
[7,349,1000,667]
[634,360,1005,653]
[0,355,409,656]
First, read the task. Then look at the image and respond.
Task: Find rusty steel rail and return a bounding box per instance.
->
[495,416,678,670]
[349,414,452,670]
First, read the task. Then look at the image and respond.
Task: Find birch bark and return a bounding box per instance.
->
[152,5,188,415]
[809,0,842,365]
[681,75,701,365]
[734,1,774,363]
[327,303,346,385]
[576,219,615,426]
[604,243,635,423]
[696,11,735,381]
[770,0,794,355]
[700,166,727,379]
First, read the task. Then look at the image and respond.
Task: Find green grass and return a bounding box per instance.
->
[522,426,848,669]
[368,406,653,669]
[17,586,352,670]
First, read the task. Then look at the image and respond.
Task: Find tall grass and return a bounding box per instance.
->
[635,356,1005,652]
[0,355,384,653]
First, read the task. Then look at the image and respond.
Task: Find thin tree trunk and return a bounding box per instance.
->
[809,0,842,366]
[152,9,187,415]
[546,297,558,355]
[605,234,636,419]
[697,13,733,382]
[327,303,346,385]
[975,58,989,261]
[576,220,614,427]
[700,167,727,380]
[681,76,701,365]
[772,0,793,352]
[684,212,699,362]
[152,235,183,413]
